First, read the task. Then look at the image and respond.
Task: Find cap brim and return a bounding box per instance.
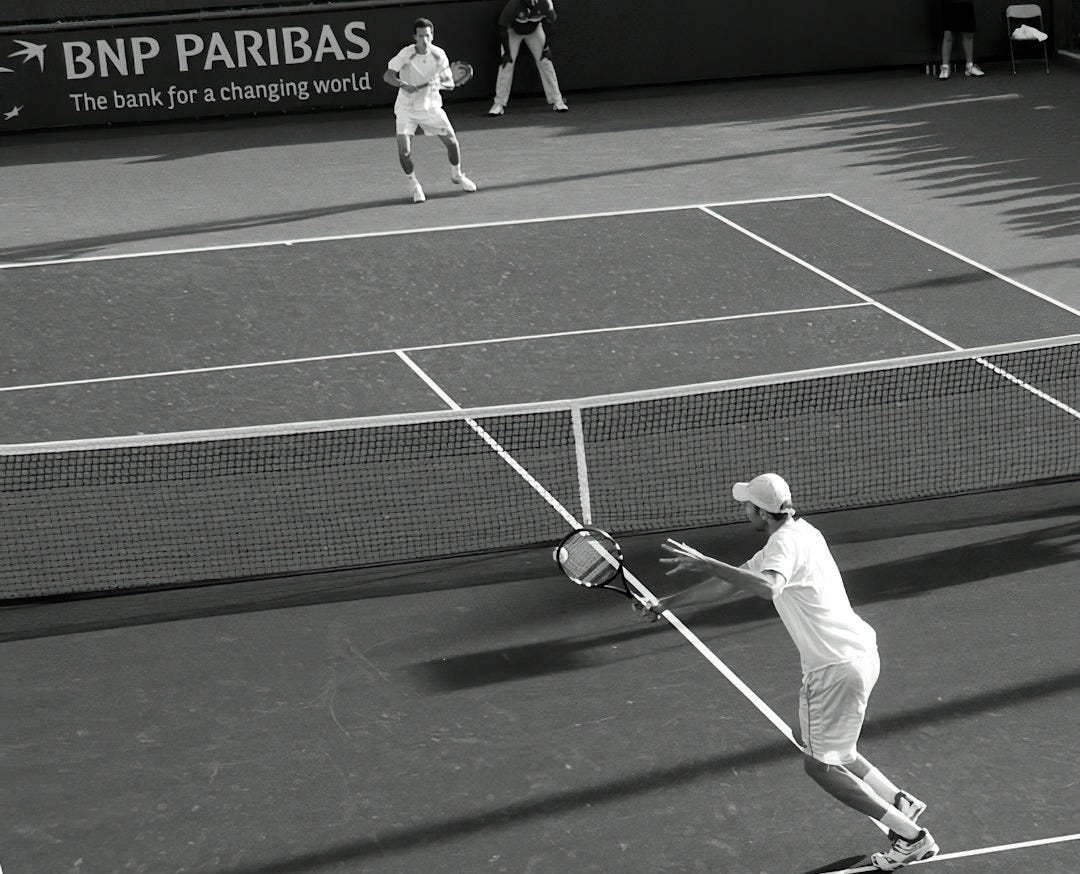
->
[732,482,751,503]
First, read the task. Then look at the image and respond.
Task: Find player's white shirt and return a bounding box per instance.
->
[387,45,452,113]
[743,517,877,675]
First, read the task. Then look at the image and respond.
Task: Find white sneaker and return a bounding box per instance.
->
[487,102,505,116]
[965,64,985,77]
[410,181,425,203]
[553,99,568,112]
[938,65,950,79]
[452,172,477,193]
[871,829,939,870]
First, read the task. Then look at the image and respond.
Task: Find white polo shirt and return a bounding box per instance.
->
[388,45,450,113]
[743,517,877,675]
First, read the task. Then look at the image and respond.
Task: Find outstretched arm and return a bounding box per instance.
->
[652,575,739,614]
[659,542,776,602]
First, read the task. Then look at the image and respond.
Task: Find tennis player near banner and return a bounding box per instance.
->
[646,473,939,870]
[384,18,478,203]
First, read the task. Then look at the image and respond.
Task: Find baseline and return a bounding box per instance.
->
[0,193,832,271]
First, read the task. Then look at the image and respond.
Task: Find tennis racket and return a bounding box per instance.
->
[418,60,473,90]
[553,527,634,598]
[448,60,473,86]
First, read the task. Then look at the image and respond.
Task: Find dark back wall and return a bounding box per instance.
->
[0,1,1052,133]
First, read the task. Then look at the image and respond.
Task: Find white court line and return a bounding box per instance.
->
[826,193,1080,319]
[699,206,961,350]
[0,192,832,271]
[830,832,1080,873]
[701,204,1080,419]
[0,302,868,393]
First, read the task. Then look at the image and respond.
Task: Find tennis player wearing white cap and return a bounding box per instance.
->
[650,473,938,870]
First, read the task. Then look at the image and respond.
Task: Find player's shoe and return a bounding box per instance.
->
[895,790,927,823]
[487,102,505,116]
[409,180,426,203]
[887,790,927,841]
[870,829,939,870]
[965,64,985,76]
[451,172,477,193]
[938,65,950,79]
[553,99,569,112]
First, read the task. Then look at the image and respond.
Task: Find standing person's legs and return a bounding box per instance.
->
[394,121,426,203]
[798,657,925,828]
[524,25,566,109]
[491,29,524,112]
[428,111,476,192]
[961,32,974,64]
[960,33,983,74]
[436,131,460,167]
[940,29,954,77]
[395,133,415,175]
[799,656,938,868]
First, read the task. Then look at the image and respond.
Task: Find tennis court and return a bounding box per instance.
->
[2,67,1079,874]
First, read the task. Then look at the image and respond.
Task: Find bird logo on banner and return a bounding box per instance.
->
[9,39,47,71]
[2,39,46,125]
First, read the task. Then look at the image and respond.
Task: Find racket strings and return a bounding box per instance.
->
[561,532,621,586]
[450,61,473,86]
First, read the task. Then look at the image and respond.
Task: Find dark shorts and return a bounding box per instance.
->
[942,1,976,33]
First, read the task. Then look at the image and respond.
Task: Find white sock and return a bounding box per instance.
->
[862,766,902,803]
[406,172,419,183]
[451,163,462,177]
[879,807,920,841]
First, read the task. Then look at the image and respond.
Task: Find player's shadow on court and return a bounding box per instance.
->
[799,856,869,874]
[405,590,777,693]
[214,667,1080,874]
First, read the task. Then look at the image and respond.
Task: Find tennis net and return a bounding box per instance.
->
[3,336,1078,599]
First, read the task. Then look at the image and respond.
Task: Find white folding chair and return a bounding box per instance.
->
[1005,4,1050,74]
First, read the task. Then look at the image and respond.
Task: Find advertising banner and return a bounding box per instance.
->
[0,4,496,132]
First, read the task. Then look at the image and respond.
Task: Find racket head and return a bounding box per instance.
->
[450,60,474,86]
[554,527,623,588]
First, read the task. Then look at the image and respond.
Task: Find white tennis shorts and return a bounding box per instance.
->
[799,651,880,765]
[396,107,455,137]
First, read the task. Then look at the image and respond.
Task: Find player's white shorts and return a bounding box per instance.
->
[799,651,880,765]
[396,107,455,137]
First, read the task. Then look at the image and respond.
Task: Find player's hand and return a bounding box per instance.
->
[659,541,715,576]
[400,82,416,93]
[632,599,662,622]
[499,48,512,67]
[540,46,552,61]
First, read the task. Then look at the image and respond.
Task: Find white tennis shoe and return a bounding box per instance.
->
[553,99,568,112]
[487,102,505,116]
[409,180,426,203]
[871,829,939,870]
[452,172,477,193]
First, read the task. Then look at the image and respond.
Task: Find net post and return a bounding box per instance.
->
[570,405,593,526]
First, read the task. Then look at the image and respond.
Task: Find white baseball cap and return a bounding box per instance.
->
[732,473,795,515]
